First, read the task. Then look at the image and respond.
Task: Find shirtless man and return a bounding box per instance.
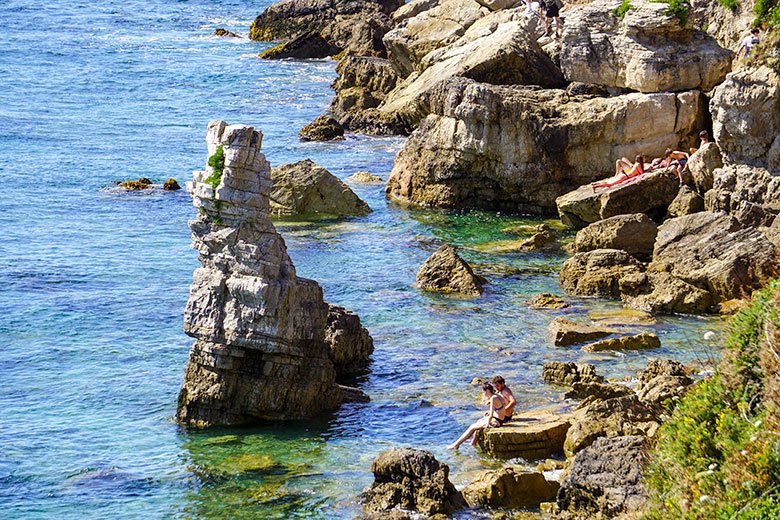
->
[491,376,517,422]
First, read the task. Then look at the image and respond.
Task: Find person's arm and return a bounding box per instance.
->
[486,396,498,427]
[505,389,517,410]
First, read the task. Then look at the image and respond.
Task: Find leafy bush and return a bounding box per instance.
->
[643,282,780,519]
[205,145,225,192]
[614,0,633,17]
[718,0,739,10]
[653,0,690,26]
[754,0,779,27]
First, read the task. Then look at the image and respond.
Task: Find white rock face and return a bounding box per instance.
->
[560,0,732,93]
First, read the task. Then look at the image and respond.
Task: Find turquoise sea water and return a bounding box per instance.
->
[0,1,725,518]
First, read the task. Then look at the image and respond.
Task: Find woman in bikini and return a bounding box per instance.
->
[447,383,507,450]
[591,155,646,191]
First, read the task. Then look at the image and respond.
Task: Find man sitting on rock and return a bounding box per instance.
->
[491,376,517,422]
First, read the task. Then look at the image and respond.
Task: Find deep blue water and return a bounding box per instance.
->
[0,1,725,518]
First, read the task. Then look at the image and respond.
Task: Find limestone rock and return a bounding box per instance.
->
[557,435,648,518]
[163,178,181,191]
[360,448,463,516]
[581,333,661,353]
[330,56,403,135]
[462,468,559,509]
[382,0,489,76]
[548,317,616,347]
[667,185,704,218]
[249,0,403,57]
[587,308,656,327]
[638,358,689,385]
[119,177,153,190]
[650,212,778,302]
[636,375,692,408]
[259,31,340,59]
[557,170,681,229]
[325,304,374,378]
[689,0,755,49]
[559,249,645,299]
[527,293,569,310]
[392,0,440,23]
[387,77,705,213]
[560,1,731,93]
[379,8,564,129]
[214,28,240,38]
[619,271,714,314]
[519,227,558,251]
[707,164,780,227]
[298,115,345,141]
[542,362,605,386]
[573,214,657,259]
[177,121,353,427]
[474,408,572,459]
[322,10,395,58]
[348,171,384,183]
[687,142,723,193]
[711,66,780,170]
[416,245,485,296]
[270,160,371,217]
[563,395,658,456]
[564,382,635,402]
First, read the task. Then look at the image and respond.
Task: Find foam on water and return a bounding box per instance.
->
[0,0,726,518]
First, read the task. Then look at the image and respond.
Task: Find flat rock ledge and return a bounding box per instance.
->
[474,408,573,459]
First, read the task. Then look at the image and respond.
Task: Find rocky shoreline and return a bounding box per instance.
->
[176,0,780,517]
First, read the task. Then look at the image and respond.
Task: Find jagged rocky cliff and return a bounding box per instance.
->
[176,121,371,427]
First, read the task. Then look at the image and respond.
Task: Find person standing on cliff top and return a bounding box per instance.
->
[491,376,517,422]
[540,0,563,38]
[737,28,761,59]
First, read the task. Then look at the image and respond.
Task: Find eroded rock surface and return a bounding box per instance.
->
[548,317,616,346]
[331,56,401,134]
[581,332,661,353]
[474,408,572,459]
[542,362,605,386]
[325,304,374,378]
[559,249,645,299]
[462,468,559,508]
[416,245,485,296]
[270,160,371,217]
[361,448,463,516]
[573,213,658,259]
[299,115,345,141]
[561,0,731,93]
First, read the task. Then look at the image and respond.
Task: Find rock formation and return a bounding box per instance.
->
[298,115,345,141]
[462,467,559,508]
[176,121,371,427]
[360,448,463,516]
[325,304,374,378]
[270,160,372,217]
[572,213,658,260]
[527,293,569,309]
[559,249,645,299]
[581,332,661,353]
[548,317,617,346]
[330,56,401,134]
[560,0,732,93]
[416,245,485,296]
[542,362,605,386]
[387,78,705,213]
[259,32,341,59]
[474,408,572,459]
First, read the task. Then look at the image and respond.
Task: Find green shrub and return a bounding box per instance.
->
[613,0,633,17]
[718,0,739,10]
[653,0,690,26]
[754,0,779,26]
[205,145,225,192]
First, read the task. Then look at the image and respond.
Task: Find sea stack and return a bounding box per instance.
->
[176,121,361,427]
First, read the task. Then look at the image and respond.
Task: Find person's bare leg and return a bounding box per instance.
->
[447,418,486,449]
[615,158,631,175]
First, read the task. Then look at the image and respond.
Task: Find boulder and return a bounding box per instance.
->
[638,358,689,384]
[163,178,181,191]
[518,226,558,251]
[474,408,573,459]
[666,185,704,218]
[322,10,395,58]
[360,448,463,516]
[388,79,705,213]
[542,362,605,385]
[462,468,559,508]
[560,0,732,93]
[119,177,153,190]
[548,317,616,346]
[557,170,682,229]
[564,382,635,403]
[298,115,345,141]
[573,213,657,259]
[331,56,400,133]
[650,212,778,302]
[710,66,780,170]
[559,249,645,299]
[392,0,441,23]
[619,271,714,314]
[259,31,341,59]
[325,304,374,378]
[581,333,661,353]
[270,160,372,217]
[177,121,360,427]
[382,0,489,76]
[416,245,485,296]
[348,171,384,183]
[557,435,648,518]
[687,142,723,193]
[214,28,240,38]
[563,395,658,456]
[527,293,569,310]
[636,375,692,408]
[706,164,780,226]
[379,9,564,129]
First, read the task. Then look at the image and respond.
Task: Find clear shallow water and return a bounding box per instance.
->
[0,1,726,518]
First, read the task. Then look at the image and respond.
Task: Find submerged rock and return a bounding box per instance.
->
[581,333,661,353]
[527,293,569,310]
[548,317,616,346]
[298,115,345,141]
[270,160,371,217]
[163,178,181,191]
[462,467,559,509]
[347,171,383,183]
[416,245,485,296]
[176,121,365,427]
[214,28,241,38]
[560,0,731,93]
[557,435,648,518]
[119,177,153,190]
[360,448,463,516]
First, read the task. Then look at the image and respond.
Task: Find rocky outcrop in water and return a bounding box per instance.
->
[548,317,616,346]
[386,78,705,213]
[416,245,485,296]
[330,56,401,134]
[560,0,732,93]
[176,121,371,427]
[298,115,344,141]
[325,304,374,377]
[361,448,464,516]
[543,362,605,386]
[462,467,559,508]
[559,249,645,299]
[270,160,371,217]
